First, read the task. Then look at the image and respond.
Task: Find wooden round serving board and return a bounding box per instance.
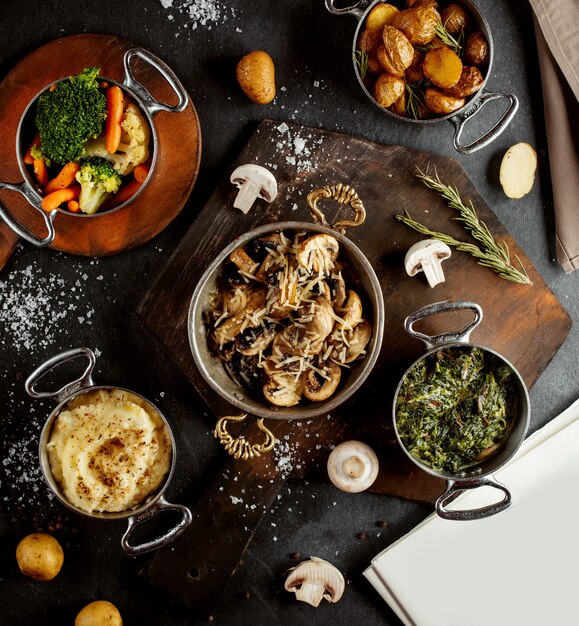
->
[0,34,201,267]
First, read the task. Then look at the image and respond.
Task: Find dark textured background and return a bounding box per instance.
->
[0,1,577,624]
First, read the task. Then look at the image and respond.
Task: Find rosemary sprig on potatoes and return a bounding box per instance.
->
[354,49,369,80]
[406,80,429,120]
[396,171,532,285]
[435,15,463,54]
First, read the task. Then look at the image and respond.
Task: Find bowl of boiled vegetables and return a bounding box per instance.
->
[0,47,188,247]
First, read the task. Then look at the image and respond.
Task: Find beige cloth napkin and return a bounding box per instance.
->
[529,0,579,273]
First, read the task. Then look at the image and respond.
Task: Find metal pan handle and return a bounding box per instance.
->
[404,300,483,349]
[122,47,189,116]
[324,0,372,20]
[0,181,57,246]
[121,496,193,556]
[436,477,512,520]
[25,347,96,404]
[451,90,519,155]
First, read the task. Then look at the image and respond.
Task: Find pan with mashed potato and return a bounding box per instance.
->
[47,388,171,514]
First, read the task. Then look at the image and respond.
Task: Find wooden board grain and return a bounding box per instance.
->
[138,119,571,615]
[0,34,201,268]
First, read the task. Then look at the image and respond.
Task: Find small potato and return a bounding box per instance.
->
[16,533,64,581]
[445,66,484,97]
[389,89,407,117]
[365,3,400,32]
[464,32,489,67]
[439,3,470,34]
[392,7,439,46]
[423,47,462,88]
[236,51,276,104]
[406,0,438,7]
[379,26,414,77]
[75,600,123,626]
[374,74,406,108]
[425,87,465,114]
[500,143,538,199]
[405,50,424,83]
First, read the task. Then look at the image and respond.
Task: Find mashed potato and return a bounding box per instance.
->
[47,389,171,514]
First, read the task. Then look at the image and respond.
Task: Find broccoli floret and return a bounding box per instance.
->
[76,157,122,214]
[36,67,107,166]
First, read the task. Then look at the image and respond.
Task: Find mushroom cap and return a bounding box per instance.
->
[404,238,452,276]
[327,440,379,493]
[284,556,345,607]
[230,164,278,202]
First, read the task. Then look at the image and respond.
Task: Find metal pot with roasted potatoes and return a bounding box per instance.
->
[325,0,518,154]
[26,347,192,555]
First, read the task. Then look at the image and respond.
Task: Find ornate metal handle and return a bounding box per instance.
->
[450,90,519,155]
[25,347,96,404]
[0,181,57,246]
[306,183,366,234]
[404,300,483,349]
[214,413,276,461]
[436,477,512,520]
[122,47,189,116]
[121,496,193,556]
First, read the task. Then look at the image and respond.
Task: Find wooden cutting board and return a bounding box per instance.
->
[137,119,571,616]
[0,34,201,268]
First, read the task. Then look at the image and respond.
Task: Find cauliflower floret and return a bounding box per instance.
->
[82,103,151,175]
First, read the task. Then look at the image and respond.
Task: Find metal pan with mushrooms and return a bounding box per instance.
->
[205,230,373,407]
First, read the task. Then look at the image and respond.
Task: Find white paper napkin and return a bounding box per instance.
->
[364,398,579,626]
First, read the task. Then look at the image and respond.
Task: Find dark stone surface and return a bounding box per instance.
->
[0,0,576,624]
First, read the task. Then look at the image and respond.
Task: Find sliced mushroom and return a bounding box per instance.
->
[337,290,363,330]
[284,557,345,607]
[229,248,259,275]
[303,361,342,402]
[263,372,304,407]
[404,239,452,288]
[230,164,278,214]
[328,271,347,309]
[235,321,277,356]
[327,440,379,493]
[332,318,372,364]
[212,288,267,345]
[296,234,340,275]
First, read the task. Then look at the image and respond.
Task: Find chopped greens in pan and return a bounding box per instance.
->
[396,347,517,473]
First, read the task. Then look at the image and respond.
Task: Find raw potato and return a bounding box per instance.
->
[365,3,399,31]
[16,533,64,581]
[465,32,489,67]
[423,47,462,89]
[392,7,439,46]
[379,26,414,77]
[75,601,123,626]
[374,74,405,107]
[499,143,538,199]
[236,51,276,104]
[425,87,465,114]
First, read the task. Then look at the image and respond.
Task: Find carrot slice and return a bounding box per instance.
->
[102,178,141,210]
[45,162,81,195]
[24,132,41,165]
[133,162,150,184]
[67,200,80,213]
[33,158,49,187]
[105,85,124,154]
[41,185,80,212]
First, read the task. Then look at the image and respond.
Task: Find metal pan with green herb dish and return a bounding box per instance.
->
[393,301,530,521]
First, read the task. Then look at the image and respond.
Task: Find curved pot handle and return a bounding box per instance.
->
[25,347,96,403]
[436,477,512,520]
[306,183,366,234]
[121,496,193,556]
[450,90,519,155]
[324,0,372,19]
[214,413,276,461]
[404,300,483,349]
[122,47,189,116]
[0,181,57,246]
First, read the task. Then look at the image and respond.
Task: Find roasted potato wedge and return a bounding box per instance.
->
[439,3,470,34]
[379,26,414,77]
[389,89,408,116]
[392,7,439,46]
[465,31,489,67]
[423,47,462,88]
[445,66,483,97]
[425,87,465,114]
[366,3,400,31]
[374,73,406,107]
[357,29,383,74]
[405,50,425,83]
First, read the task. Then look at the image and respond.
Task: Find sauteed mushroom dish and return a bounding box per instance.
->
[206,230,372,407]
[355,1,489,119]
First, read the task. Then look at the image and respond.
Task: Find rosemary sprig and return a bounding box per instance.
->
[354,49,369,80]
[396,170,532,285]
[435,16,462,54]
[406,80,429,120]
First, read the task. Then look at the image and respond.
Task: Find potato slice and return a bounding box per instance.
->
[499,143,538,199]
[366,3,399,32]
